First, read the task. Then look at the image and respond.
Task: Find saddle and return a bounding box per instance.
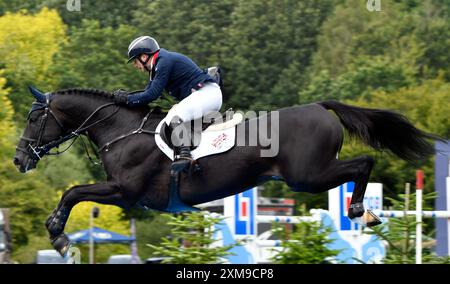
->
[156,109,243,213]
[155,110,243,162]
[158,109,238,150]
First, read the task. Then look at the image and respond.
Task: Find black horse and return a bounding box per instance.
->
[13,87,439,256]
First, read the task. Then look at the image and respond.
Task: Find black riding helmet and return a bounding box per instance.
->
[127,36,160,64]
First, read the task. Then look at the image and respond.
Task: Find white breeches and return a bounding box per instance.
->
[164,82,222,125]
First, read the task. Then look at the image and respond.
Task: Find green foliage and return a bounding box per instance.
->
[302,0,430,104]
[414,1,450,80]
[301,55,417,103]
[0,74,14,158]
[135,212,172,260]
[134,0,237,105]
[65,199,130,235]
[134,0,236,65]
[1,0,449,264]
[224,0,335,110]
[339,77,450,204]
[261,181,327,213]
[0,8,67,120]
[305,0,449,104]
[311,0,415,77]
[271,217,340,264]
[11,234,54,264]
[148,212,239,264]
[0,75,58,263]
[0,0,43,15]
[64,198,131,264]
[42,0,139,28]
[40,151,94,189]
[367,191,450,263]
[0,1,139,28]
[0,163,55,245]
[359,77,450,137]
[50,20,143,92]
[134,0,337,110]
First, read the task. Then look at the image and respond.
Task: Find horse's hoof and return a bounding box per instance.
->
[51,233,71,257]
[365,209,382,227]
[350,209,382,227]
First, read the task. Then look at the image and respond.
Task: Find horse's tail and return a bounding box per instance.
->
[318,100,442,164]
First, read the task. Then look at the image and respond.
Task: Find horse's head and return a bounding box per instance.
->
[13,87,67,173]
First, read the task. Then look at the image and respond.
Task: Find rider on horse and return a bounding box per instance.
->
[113,36,223,171]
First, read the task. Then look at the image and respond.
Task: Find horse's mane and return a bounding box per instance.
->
[55,88,113,99]
[54,88,168,115]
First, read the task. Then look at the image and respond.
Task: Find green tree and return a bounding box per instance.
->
[133,0,237,105]
[134,212,172,260]
[224,0,335,110]
[134,0,335,110]
[310,0,416,78]
[297,0,448,208]
[0,8,67,120]
[40,152,94,190]
[307,0,449,100]
[42,0,139,28]
[368,191,450,263]
[0,0,43,15]
[300,55,416,103]
[271,217,340,264]
[338,77,450,205]
[50,20,143,92]
[64,197,131,264]
[134,0,236,66]
[148,212,238,264]
[302,0,429,103]
[0,74,57,263]
[414,0,450,80]
[0,164,55,251]
[0,1,140,28]
[0,74,14,158]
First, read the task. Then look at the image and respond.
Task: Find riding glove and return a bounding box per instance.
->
[113,89,129,105]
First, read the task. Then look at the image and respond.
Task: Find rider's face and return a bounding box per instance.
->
[133,54,149,72]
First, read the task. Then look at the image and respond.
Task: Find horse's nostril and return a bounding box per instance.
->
[13,157,20,165]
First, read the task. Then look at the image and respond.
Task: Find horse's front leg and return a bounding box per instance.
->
[46,182,128,256]
[45,184,95,234]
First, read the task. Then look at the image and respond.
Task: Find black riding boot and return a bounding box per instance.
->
[169,117,194,173]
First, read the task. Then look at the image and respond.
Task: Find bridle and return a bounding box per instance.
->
[16,93,120,163]
[16,93,159,165]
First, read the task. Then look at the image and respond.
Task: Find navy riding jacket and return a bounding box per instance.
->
[126,48,215,106]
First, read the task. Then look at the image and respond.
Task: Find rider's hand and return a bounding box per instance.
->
[112,89,128,105]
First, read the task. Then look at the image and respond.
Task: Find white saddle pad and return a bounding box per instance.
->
[155,113,243,161]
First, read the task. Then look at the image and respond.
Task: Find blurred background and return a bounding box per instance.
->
[0,0,449,263]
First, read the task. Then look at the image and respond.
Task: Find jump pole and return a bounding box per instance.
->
[447,159,450,256]
[416,170,423,264]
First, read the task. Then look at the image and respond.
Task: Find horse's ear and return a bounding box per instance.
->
[28,86,46,103]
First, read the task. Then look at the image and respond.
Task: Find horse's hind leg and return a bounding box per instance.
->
[294,155,381,227]
[343,156,382,227]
